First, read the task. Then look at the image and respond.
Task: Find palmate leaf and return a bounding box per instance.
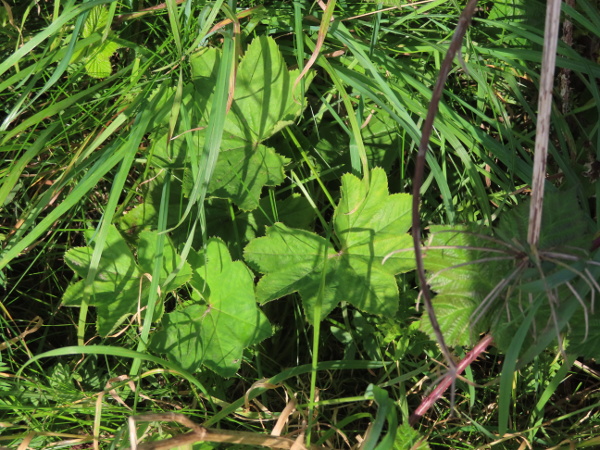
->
[185,35,309,210]
[84,39,122,79]
[69,5,122,79]
[244,168,415,323]
[150,239,272,377]
[62,225,191,336]
[227,35,306,143]
[207,144,290,211]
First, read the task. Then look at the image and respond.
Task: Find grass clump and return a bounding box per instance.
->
[1,0,600,448]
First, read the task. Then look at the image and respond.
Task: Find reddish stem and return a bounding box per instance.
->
[410,334,494,426]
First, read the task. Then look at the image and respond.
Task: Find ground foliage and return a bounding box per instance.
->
[1,0,600,448]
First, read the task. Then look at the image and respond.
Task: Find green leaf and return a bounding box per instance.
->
[393,423,430,450]
[137,229,193,292]
[69,5,122,79]
[229,35,307,142]
[565,316,600,359]
[244,168,415,322]
[422,190,595,350]
[151,239,272,377]
[208,144,290,211]
[421,225,511,346]
[83,5,109,38]
[362,384,398,450]
[190,47,222,83]
[64,225,139,282]
[335,168,413,274]
[250,193,315,234]
[245,223,337,320]
[496,190,592,251]
[185,36,311,210]
[84,38,121,79]
[62,225,191,336]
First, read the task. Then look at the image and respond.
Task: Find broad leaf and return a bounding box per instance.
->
[422,191,597,351]
[208,144,290,211]
[70,6,122,79]
[228,35,306,142]
[496,189,592,251]
[394,423,431,449]
[188,35,309,210]
[250,193,315,234]
[246,223,337,320]
[421,225,511,346]
[85,39,122,79]
[62,225,191,336]
[244,167,415,322]
[150,239,272,377]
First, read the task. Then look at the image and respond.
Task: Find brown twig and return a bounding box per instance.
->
[114,0,186,25]
[127,413,319,450]
[293,0,336,100]
[411,0,479,374]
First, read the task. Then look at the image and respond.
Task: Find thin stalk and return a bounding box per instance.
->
[412,0,479,372]
[409,334,494,426]
[527,0,562,247]
[306,227,332,446]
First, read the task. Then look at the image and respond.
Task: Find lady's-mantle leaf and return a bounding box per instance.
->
[183,35,310,210]
[244,168,415,322]
[150,239,272,377]
[62,225,191,336]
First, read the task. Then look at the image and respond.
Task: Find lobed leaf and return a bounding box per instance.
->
[184,35,311,210]
[151,239,272,376]
[62,225,191,336]
[421,225,511,346]
[245,168,415,322]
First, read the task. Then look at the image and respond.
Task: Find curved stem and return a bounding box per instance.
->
[412,0,479,371]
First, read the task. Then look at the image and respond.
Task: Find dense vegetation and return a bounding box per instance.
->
[1,0,600,448]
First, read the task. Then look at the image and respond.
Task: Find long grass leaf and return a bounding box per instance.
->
[305,36,368,178]
[171,29,235,232]
[0,124,58,207]
[16,345,209,396]
[130,174,170,376]
[77,84,170,345]
[498,295,543,435]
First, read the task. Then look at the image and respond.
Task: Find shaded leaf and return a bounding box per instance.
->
[244,168,414,322]
[394,423,431,450]
[421,225,511,346]
[62,225,191,336]
[185,36,311,210]
[208,145,290,211]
